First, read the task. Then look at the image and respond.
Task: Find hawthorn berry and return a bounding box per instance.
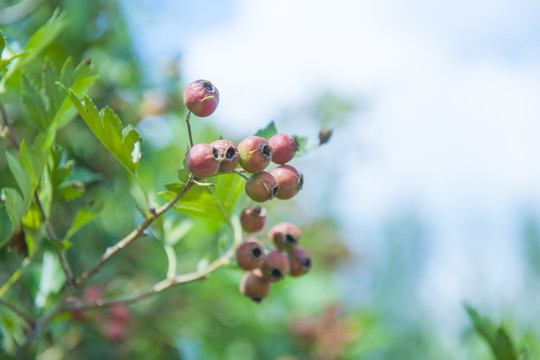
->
[270,165,304,200]
[186,143,221,178]
[245,171,279,202]
[236,240,266,271]
[260,250,290,282]
[210,139,239,173]
[289,247,313,277]
[240,206,267,233]
[183,79,219,117]
[270,222,302,251]
[240,270,272,303]
[238,136,272,173]
[268,133,299,164]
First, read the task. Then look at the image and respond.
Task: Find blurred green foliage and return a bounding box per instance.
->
[0,1,538,359]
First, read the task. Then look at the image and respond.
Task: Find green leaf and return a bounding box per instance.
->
[22,58,96,130]
[1,129,56,248]
[465,303,519,360]
[64,202,102,241]
[0,31,28,76]
[63,89,142,174]
[160,173,245,223]
[21,76,48,130]
[58,182,85,201]
[160,184,225,222]
[1,9,68,88]
[255,121,278,139]
[494,327,517,360]
[35,251,66,309]
[293,135,309,155]
[6,152,31,199]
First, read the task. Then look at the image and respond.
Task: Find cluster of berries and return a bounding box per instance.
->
[183,80,304,202]
[183,79,312,303]
[236,206,313,303]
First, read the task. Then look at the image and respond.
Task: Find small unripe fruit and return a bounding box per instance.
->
[238,136,272,173]
[183,79,219,117]
[260,250,290,282]
[240,270,272,303]
[289,247,313,277]
[270,222,302,251]
[270,165,304,200]
[236,240,266,271]
[186,143,221,178]
[210,139,239,173]
[240,206,267,233]
[268,133,299,164]
[245,171,279,202]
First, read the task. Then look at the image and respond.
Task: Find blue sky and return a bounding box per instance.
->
[123,0,540,337]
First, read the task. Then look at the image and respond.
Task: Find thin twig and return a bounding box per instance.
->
[185,110,194,147]
[34,190,75,287]
[73,179,194,288]
[0,298,34,326]
[64,228,237,314]
[233,169,249,181]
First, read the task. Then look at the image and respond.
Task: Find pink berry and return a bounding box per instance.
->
[240,270,272,303]
[289,247,312,277]
[186,143,221,178]
[240,206,267,233]
[269,222,302,251]
[183,79,219,117]
[245,171,279,202]
[210,139,239,173]
[268,133,299,164]
[236,240,266,271]
[238,136,272,174]
[260,250,290,282]
[270,165,304,200]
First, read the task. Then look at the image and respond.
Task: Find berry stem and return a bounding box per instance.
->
[233,169,249,181]
[185,110,194,148]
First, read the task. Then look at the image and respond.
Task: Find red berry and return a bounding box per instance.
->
[270,165,304,200]
[269,222,302,251]
[111,303,132,324]
[260,250,290,282]
[105,321,126,343]
[289,247,312,277]
[240,270,272,303]
[186,143,221,178]
[236,240,266,271]
[83,285,103,304]
[268,133,299,164]
[240,206,267,233]
[245,171,279,202]
[238,136,272,173]
[183,80,219,117]
[210,139,239,173]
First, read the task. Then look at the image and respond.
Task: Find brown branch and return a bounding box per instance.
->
[0,298,34,326]
[65,245,234,313]
[73,179,195,288]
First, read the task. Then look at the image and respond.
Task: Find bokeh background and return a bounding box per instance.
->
[1,0,540,359]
